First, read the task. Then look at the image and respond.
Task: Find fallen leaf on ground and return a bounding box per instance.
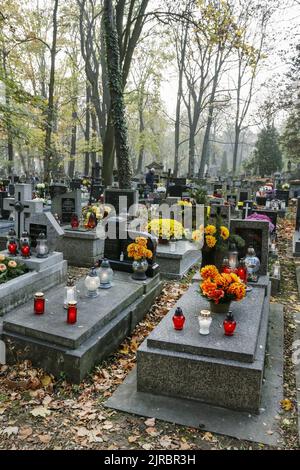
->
[2,426,19,437]
[39,434,51,444]
[145,417,155,427]
[19,426,33,440]
[30,406,51,418]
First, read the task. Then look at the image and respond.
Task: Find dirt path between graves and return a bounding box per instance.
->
[0,217,299,450]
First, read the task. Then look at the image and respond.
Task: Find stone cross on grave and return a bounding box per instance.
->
[3,184,44,239]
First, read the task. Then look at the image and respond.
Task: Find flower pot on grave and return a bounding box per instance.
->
[132,259,148,281]
[209,301,231,314]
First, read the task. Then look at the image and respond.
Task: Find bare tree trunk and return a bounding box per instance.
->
[198,52,221,177]
[44,0,59,183]
[68,105,77,178]
[188,127,196,177]
[232,126,240,175]
[91,107,98,167]
[103,0,132,189]
[174,19,189,177]
[2,52,14,174]
[137,96,145,173]
[84,84,91,176]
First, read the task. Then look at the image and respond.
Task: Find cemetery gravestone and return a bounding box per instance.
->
[276,189,289,207]
[104,188,138,216]
[104,217,159,277]
[0,191,10,219]
[51,189,81,225]
[25,211,64,252]
[70,178,82,191]
[89,162,103,203]
[3,184,44,239]
[239,190,249,203]
[230,219,269,275]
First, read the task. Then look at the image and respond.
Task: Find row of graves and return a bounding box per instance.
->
[103,178,286,445]
[0,183,164,383]
[0,173,288,445]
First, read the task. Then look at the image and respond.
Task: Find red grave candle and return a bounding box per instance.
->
[223,312,237,336]
[71,214,79,229]
[21,243,30,257]
[34,293,45,315]
[8,242,18,256]
[67,301,77,324]
[172,307,185,330]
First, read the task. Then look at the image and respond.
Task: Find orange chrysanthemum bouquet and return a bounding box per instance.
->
[200,265,246,306]
[127,237,153,261]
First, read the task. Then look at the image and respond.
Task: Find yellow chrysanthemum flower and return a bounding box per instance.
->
[200,265,219,280]
[205,225,217,236]
[206,235,217,248]
[220,226,229,240]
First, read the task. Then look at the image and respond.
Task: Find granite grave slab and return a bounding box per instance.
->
[156,240,201,279]
[105,303,283,446]
[1,271,163,382]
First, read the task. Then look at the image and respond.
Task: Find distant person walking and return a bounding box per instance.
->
[145,168,155,193]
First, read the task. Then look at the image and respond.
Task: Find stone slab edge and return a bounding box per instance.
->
[105,303,284,447]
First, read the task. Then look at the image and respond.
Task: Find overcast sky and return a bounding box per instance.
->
[160,0,300,128]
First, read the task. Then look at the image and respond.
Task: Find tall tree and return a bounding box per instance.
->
[103,0,132,188]
[43,0,59,182]
[253,125,282,176]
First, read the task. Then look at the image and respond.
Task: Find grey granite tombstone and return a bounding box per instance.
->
[25,211,65,252]
[3,184,44,239]
[51,189,81,224]
[230,219,269,275]
[104,188,138,216]
[239,189,250,202]
[0,191,9,219]
[104,218,159,277]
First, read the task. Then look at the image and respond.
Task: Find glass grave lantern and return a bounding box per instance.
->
[245,246,260,282]
[223,311,237,336]
[85,267,100,297]
[7,228,18,256]
[172,307,185,330]
[228,243,238,270]
[64,284,77,309]
[198,310,212,335]
[36,232,49,258]
[98,258,113,289]
[20,231,31,258]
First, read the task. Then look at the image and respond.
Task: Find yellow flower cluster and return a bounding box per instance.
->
[127,237,153,261]
[192,223,231,249]
[148,219,186,240]
[192,224,204,242]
